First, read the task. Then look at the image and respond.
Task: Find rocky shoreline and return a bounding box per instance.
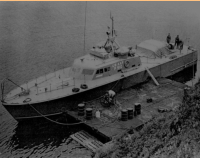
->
[95,80,200,158]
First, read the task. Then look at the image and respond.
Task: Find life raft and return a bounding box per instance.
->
[169,55,177,60]
[80,84,88,89]
[23,98,31,103]
[72,88,80,93]
[124,60,130,68]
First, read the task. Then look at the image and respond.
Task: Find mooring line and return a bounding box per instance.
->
[29,104,83,126]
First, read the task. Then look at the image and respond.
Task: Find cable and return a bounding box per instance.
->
[29,104,83,126]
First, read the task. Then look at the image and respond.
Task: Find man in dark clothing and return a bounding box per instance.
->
[174,35,180,48]
[179,40,184,50]
[166,33,171,44]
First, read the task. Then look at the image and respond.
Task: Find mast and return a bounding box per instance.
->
[83,1,87,52]
[110,12,114,37]
[104,13,120,50]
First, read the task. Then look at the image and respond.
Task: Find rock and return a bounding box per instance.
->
[111,151,117,158]
[138,147,149,158]
[94,141,116,158]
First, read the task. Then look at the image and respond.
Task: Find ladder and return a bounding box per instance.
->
[145,67,159,86]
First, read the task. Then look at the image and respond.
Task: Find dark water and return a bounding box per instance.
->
[0,2,200,157]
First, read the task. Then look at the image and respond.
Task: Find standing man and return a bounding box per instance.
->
[174,35,180,49]
[166,33,171,44]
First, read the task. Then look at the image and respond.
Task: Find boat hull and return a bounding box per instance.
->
[2,51,198,121]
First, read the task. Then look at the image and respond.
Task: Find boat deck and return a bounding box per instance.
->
[67,78,186,140]
[4,45,194,105]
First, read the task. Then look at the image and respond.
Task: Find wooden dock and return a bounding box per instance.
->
[70,130,103,152]
[68,78,186,143]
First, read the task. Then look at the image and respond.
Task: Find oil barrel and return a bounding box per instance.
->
[121,109,128,121]
[86,108,93,120]
[78,103,85,116]
[127,108,133,119]
[135,103,141,115]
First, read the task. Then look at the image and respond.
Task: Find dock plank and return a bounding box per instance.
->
[70,130,103,152]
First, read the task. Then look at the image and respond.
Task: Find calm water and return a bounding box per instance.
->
[0,2,200,157]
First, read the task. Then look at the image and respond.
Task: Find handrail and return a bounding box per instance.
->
[26,68,70,89]
[36,82,73,95]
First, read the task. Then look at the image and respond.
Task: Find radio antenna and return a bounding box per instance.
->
[110,12,114,37]
[83,1,87,52]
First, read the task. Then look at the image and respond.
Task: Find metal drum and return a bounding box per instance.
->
[127,108,133,119]
[78,103,85,116]
[135,103,141,115]
[121,109,128,121]
[86,108,93,120]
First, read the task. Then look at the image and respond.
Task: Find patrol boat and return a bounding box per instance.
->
[1,16,198,121]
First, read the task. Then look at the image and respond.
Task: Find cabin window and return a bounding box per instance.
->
[104,67,111,73]
[82,69,94,75]
[100,69,103,74]
[96,70,100,74]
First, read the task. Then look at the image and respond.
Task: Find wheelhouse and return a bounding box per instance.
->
[69,15,142,81]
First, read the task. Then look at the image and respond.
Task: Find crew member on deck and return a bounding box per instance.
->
[107,90,116,103]
[174,35,180,48]
[166,33,171,44]
[103,90,116,106]
[179,40,184,51]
